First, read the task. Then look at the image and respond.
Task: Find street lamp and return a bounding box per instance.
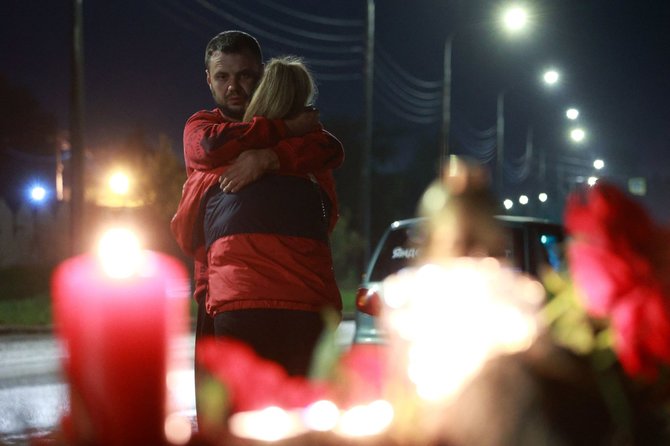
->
[108,171,130,196]
[497,66,557,194]
[570,127,586,143]
[542,69,560,86]
[441,3,531,167]
[28,184,48,204]
[501,5,529,33]
[593,159,605,170]
[566,108,579,120]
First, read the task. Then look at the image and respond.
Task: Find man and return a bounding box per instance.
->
[172,31,343,394]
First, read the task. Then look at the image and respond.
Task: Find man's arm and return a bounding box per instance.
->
[183,110,290,172]
[183,109,321,173]
[274,129,345,174]
[219,129,344,193]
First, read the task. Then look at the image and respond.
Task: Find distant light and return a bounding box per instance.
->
[502,6,529,33]
[337,400,394,437]
[303,400,339,432]
[570,128,586,142]
[164,413,192,445]
[109,171,130,195]
[587,176,598,186]
[593,159,605,170]
[543,70,560,85]
[229,406,302,442]
[538,192,548,202]
[566,108,579,120]
[519,195,529,205]
[29,185,47,203]
[503,199,514,210]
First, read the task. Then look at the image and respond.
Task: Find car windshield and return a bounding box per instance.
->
[368,223,425,282]
[367,219,565,283]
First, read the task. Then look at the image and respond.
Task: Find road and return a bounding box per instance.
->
[0,320,355,444]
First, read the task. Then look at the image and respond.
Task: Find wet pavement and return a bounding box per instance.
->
[0,321,355,444]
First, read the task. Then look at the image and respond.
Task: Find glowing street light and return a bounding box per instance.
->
[29,185,48,203]
[587,176,598,186]
[538,192,548,203]
[566,108,579,120]
[444,2,532,175]
[542,69,560,85]
[519,195,529,205]
[570,127,586,143]
[593,159,605,170]
[109,171,131,195]
[503,199,514,210]
[502,5,529,33]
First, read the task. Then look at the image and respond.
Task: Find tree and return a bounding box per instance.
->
[0,74,58,207]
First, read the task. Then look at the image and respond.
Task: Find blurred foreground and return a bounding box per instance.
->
[0,322,356,445]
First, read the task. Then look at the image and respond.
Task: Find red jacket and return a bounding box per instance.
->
[171,108,344,315]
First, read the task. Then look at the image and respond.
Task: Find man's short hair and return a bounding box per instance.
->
[205,30,263,69]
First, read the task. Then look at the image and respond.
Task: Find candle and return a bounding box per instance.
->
[52,230,190,445]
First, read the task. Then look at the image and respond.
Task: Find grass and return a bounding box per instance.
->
[0,265,358,327]
[0,293,53,326]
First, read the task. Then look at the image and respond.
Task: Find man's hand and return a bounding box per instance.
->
[219,149,279,193]
[285,108,321,136]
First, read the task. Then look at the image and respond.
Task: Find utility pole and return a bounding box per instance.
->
[440,34,453,172]
[70,0,85,255]
[496,91,505,195]
[360,0,375,266]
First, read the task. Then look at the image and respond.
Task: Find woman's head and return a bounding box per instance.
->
[418,156,505,261]
[243,56,317,121]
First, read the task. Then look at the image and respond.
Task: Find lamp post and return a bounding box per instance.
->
[497,68,560,196]
[70,0,85,255]
[440,33,453,170]
[440,3,531,171]
[360,0,375,265]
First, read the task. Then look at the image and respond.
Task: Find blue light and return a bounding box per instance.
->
[28,184,48,203]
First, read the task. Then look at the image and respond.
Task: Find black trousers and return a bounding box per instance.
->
[213,308,325,376]
[194,304,324,426]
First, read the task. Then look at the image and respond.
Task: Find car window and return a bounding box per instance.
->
[535,225,565,272]
[367,219,564,283]
[368,224,424,282]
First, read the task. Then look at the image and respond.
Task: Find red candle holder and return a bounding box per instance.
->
[52,247,190,445]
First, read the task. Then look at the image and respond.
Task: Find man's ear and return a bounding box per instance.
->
[205,69,212,90]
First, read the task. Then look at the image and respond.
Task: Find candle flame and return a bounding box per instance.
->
[97,228,144,278]
[382,259,543,404]
[303,400,339,432]
[229,406,306,441]
[336,400,394,437]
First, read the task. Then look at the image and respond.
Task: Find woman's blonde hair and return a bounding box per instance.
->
[243,56,317,121]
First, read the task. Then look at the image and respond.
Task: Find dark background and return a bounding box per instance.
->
[2,0,669,247]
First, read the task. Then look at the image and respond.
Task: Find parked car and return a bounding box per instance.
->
[353,215,564,344]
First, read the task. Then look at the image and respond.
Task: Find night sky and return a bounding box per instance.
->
[2,0,670,223]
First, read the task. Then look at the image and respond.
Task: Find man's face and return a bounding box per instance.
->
[206,50,262,120]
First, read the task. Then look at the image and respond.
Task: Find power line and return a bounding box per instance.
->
[214,0,364,42]
[377,46,442,89]
[375,63,442,103]
[254,0,364,27]
[194,0,364,54]
[375,91,441,124]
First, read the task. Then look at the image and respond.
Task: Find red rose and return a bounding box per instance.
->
[565,183,670,378]
[198,338,328,412]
